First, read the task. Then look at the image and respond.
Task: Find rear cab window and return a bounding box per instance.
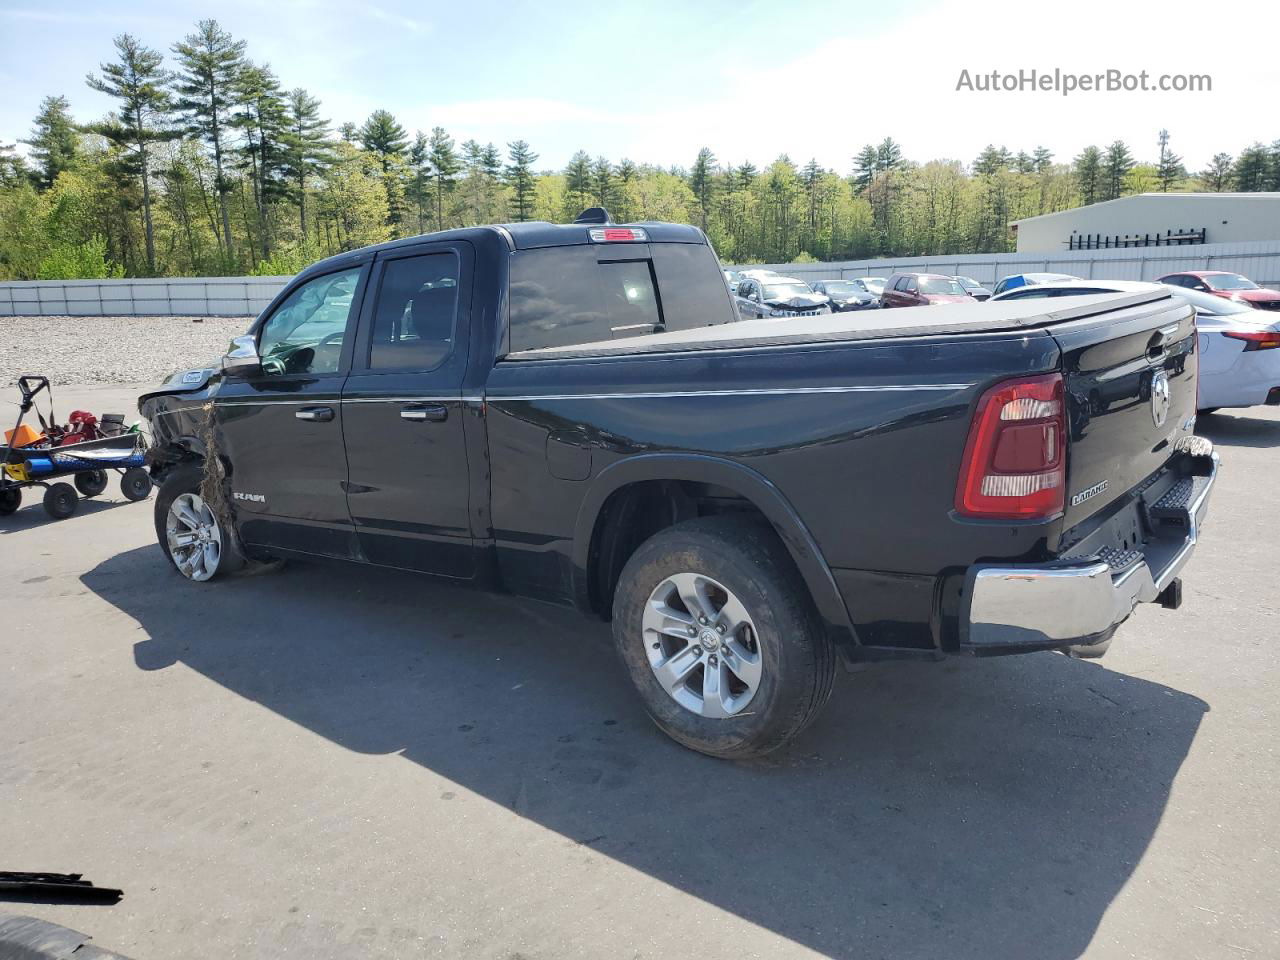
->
[508,242,736,353]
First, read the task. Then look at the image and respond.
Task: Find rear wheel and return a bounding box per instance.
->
[75,469,109,497]
[611,516,836,759]
[120,466,153,502]
[0,488,21,516]
[155,463,242,581]
[43,482,79,520]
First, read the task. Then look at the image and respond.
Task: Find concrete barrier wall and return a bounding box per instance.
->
[0,276,290,317]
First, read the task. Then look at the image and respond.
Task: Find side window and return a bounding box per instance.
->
[258,267,361,376]
[904,277,918,293]
[367,252,459,371]
[893,277,909,292]
[650,244,737,331]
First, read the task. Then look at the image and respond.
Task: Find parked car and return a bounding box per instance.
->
[955,276,993,301]
[811,279,878,311]
[139,215,1217,760]
[738,268,781,282]
[1157,271,1280,312]
[856,276,887,297]
[992,272,1080,296]
[880,272,972,307]
[735,275,831,318]
[992,279,1280,411]
[723,269,742,290]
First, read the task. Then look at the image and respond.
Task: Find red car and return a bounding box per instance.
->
[880,272,973,308]
[1157,271,1280,312]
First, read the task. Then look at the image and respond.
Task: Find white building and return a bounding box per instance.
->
[1011,193,1280,254]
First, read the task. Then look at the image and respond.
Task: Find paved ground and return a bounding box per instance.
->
[2,384,1277,960]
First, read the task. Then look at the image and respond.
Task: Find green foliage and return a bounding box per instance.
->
[24,95,82,189]
[37,235,121,279]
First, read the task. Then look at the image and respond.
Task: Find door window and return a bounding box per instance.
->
[258,267,361,376]
[368,253,460,370]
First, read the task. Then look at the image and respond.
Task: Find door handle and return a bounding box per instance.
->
[400,404,448,423]
[295,406,335,422]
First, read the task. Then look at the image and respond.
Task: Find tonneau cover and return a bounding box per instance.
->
[505,290,1177,361]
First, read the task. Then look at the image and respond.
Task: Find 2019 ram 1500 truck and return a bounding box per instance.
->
[139,212,1218,759]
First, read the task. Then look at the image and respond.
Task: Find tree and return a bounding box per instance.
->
[358,109,408,229]
[0,142,27,188]
[281,88,331,242]
[875,138,903,172]
[1101,140,1134,201]
[1199,152,1233,192]
[85,35,174,273]
[563,149,592,217]
[171,19,247,261]
[337,121,357,142]
[973,145,1011,176]
[851,143,879,193]
[426,126,460,231]
[231,62,288,259]
[1233,143,1270,192]
[591,156,615,212]
[1155,129,1185,193]
[1031,146,1054,173]
[24,95,81,190]
[504,140,538,221]
[407,131,431,233]
[1073,146,1102,204]
[689,147,715,230]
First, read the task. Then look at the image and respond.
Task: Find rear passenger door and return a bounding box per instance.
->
[341,242,477,577]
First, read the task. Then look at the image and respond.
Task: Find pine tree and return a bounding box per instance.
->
[85,35,174,273]
[591,156,615,212]
[231,62,288,259]
[1155,129,1185,193]
[1074,146,1102,204]
[171,19,247,261]
[504,140,538,221]
[24,95,81,189]
[689,147,715,231]
[358,109,408,230]
[1031,146,1053,173]
[1014,151,1034,174]
[1101,140,1134,200]
[800,158,821,244]
[875,138,903,172]
[1268,141,1280,192]
[564,149,592,217]
[1199,153,1233,191]
[734,161,758,192]
[1233,143,1270,191]
[851,144,878,193]
[973,145,1010,176]
[427,126,460,231]
[337,121,357,142]
[281,88,331,242]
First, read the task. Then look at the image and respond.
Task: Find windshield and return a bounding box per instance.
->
[1203,273,1259,291]
[1165,285,1256,315]
[956,277,982,289]
[762,282,814,300]
[919,277,967,296]
[822,281,863,298]
[860,278,885,294]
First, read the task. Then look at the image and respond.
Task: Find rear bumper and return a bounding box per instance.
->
[961,447,1218,655]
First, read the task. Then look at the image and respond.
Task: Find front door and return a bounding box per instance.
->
[341,242,477,577]
[214,262,367,557]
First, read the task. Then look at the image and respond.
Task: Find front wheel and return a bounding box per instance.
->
[120,466,153,502]
[43,482,79,520]
[154,463,243,581]
[75,469,109,497]
[611,516,836,759]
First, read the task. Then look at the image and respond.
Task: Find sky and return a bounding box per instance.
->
[1,0,1275,175]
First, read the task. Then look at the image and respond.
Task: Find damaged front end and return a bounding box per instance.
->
[137,366,221,484]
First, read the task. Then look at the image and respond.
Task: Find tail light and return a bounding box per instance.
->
[1223,329,1280,351]
[956,373,1066,520]
[589,227,647,243]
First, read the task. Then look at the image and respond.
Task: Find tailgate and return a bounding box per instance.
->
[1049,292,1198,529]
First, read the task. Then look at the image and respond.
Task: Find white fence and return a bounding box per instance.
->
[743,239,1280,289]
[0,276,290,317]
[3,239,1280,317]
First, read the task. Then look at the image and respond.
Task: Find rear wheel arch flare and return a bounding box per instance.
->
[572,454,858,648]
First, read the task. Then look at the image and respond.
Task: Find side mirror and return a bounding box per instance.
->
[222,334,261,378]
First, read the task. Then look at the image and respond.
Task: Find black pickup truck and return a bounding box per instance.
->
[139,212,1218,759]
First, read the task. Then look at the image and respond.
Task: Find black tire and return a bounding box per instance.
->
[0,487,20,516]
[120,466,153,502]
[611,516,836,759]
[75,469,109,497]
[154,462,244,580]
[43,482,79,520]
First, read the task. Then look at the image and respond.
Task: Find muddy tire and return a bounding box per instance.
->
[611,516,836,760]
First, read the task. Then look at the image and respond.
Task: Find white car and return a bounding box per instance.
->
[992,279,1280,411]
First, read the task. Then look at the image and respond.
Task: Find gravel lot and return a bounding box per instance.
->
[1,383,1277,960]
[0,315,250,387]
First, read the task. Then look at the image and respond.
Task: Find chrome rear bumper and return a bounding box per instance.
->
[962,449,1218,653]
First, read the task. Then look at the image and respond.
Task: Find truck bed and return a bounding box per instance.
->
[505,290,1175,360]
